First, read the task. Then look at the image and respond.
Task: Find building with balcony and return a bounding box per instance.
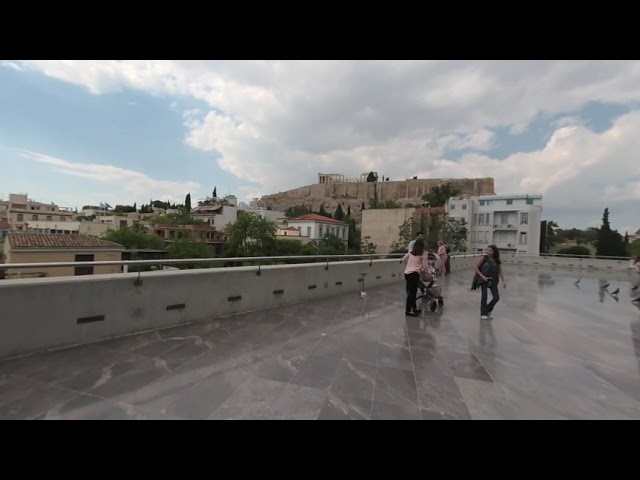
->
[190,195,238,228]
[447,193,543,254]
[152,224,224,252]
[0,193,75,232]
[2,232,124,279]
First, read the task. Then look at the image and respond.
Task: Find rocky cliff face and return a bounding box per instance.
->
[257,177,495,214]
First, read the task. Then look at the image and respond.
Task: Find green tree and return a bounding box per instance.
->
[390,217,415,253]
[184,193,191,213]
[361,202,366,211]
[360,236,377,254]
[319,235,347,255]
[442,215,468,253]
[347,205,351,216]
[168,238,214,269]
[102,226,165,250]
[133,202,137,212]
[629,239,640,256]
[366,171,378,182]
[596,208,627,257]
[421,183,462,207]
[213,187,217,198]
[285,205,312,218]
[272,239,303,256]
[223,211,276,257]
[112,204,137,214]
[318,203,331,218]
[557,245,591,257]
[345,216,360,253]
[334,204,345,221]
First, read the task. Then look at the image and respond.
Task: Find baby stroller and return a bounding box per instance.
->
[417,253,445,312]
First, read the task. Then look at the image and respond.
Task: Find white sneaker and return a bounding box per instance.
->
[481,315,489,320]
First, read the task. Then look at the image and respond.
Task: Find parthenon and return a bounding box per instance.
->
[318,173,378,184]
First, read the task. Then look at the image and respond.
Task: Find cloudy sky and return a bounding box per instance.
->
[0,60,638,233]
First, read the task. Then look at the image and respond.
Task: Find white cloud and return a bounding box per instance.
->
[19,150,199,205]
[7,60,640,230]
[1,61,24,71]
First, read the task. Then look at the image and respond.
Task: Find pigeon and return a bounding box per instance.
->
[632,285,638,291]
[600,283,610,289]
[573,279,580,285]
[611,288,620,295]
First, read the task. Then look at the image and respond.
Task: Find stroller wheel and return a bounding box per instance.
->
[430,301,437,312]
[438,299,444,307]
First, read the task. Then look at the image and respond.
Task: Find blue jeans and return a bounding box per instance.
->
[480,281,500,316]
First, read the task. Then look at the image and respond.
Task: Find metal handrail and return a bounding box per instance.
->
[0,253,403,270]
[0,251,632,271]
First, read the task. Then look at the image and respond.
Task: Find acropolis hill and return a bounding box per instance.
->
[257,174,496,214]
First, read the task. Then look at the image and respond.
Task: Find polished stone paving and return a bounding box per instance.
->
[1,266,640,420]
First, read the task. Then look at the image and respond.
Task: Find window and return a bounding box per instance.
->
[485,213,490,225]
[479,200,486,206]
[506,199,513,205]
[484,231,489,243]
[47,216,52,221]
[74,254,94,276]
[526,198,534,205]
[519,232,528,245]
[478,214,484,225]
[17,214,23,222]
[319,227,323,237]
[306,227,311,237]
[32,214,38,220]
[520,213,529,225]
[60,217,66,221]
[450,204,456,210]
[500,213,508,224]
[462,204,467,210]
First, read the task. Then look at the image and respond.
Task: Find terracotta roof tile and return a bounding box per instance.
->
[287,214,347,225]
[7,233,124,249]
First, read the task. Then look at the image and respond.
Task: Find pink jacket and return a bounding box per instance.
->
[402,252,430,275]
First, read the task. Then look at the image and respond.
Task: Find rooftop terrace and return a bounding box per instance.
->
[1,262,639,420]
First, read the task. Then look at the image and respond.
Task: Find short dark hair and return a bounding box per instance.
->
[415,231,423,237]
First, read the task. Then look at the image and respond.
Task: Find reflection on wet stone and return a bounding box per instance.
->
[1,267,640,419]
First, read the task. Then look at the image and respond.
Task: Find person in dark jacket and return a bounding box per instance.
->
[473,244,506,320]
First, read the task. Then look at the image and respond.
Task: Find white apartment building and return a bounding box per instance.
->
[0,193,74,232]
[190,195,238,229]
[238,204,286,223]
[447,194,543,255]
[286,214,349,244]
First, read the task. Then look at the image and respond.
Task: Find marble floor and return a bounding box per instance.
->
[1,266,640,420]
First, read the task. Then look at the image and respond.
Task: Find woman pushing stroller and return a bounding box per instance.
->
[401,239,431,316]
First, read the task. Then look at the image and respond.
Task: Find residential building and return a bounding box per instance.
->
[0,219,10,241]
[3,233,124,279]
[190,195,238,228]
[0,193,74,232]
[285,214,349,244]
[238,203,286,223]
[151,224,224,253]
[447,193,543,255]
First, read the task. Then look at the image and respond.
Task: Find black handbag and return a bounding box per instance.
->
[470,256,487,290]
